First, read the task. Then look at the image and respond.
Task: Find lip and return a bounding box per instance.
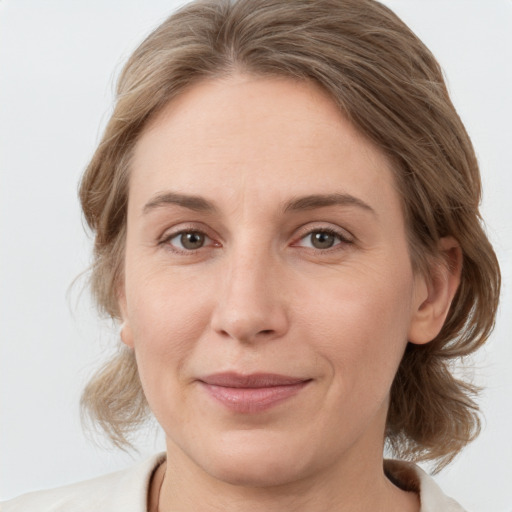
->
[198,372,311,413]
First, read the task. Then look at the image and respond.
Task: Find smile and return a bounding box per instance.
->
[198,372,312,413]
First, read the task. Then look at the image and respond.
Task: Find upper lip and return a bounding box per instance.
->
[199,372,310,388]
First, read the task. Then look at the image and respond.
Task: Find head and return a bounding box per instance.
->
[80,0,500,474]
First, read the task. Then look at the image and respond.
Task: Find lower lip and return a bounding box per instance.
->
[200,381,310,413]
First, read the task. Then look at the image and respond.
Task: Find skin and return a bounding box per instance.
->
[120,75,461,511]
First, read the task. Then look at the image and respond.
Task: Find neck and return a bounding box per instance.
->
[154,441,419,512]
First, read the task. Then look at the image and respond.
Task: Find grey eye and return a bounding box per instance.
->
[179,232,205,250]
[309,231,336,249]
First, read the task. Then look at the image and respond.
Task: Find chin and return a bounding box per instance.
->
[207,455,306,488]
[193,429,314,488]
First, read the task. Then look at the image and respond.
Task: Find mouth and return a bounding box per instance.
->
[198,372,312,413]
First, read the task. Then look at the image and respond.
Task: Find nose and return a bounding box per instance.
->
[210,246,290,344]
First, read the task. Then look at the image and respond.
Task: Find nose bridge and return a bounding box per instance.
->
[228,244,272,306]
[211,236,289,342]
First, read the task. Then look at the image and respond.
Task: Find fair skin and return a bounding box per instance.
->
[120,75,461,511]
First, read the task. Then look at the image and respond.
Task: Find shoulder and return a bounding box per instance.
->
[385,460,467,512]
[1,453,165,512]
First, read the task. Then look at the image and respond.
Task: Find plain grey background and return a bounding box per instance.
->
[1,1,511,510]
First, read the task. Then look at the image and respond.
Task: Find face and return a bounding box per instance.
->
[121,75,429,487]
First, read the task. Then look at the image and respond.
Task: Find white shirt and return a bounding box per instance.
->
[1,453,466,511]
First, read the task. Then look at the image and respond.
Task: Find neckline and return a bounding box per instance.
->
[384,459,421,494]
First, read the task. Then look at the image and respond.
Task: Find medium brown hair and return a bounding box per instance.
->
[79,0,500,470]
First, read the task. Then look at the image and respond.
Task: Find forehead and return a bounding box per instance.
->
[129,74,400,218]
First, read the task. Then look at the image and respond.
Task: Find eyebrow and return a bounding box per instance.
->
[142,191,376,216]
[143,192,216,214]
[283,193,376,216]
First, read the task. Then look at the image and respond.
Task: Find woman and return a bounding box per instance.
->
[2,0,501,510]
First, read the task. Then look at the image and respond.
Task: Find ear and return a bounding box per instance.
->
[120,322,135,349]
[408,237,462,345]
[118,288,135,349]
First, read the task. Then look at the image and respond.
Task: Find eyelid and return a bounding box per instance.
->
[158,223,221,252]
[293,223,354,243]
[290,224,355,253]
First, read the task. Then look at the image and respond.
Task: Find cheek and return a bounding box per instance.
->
[299,264,414,394]
[125,254,215,343]
[123,263,216,408]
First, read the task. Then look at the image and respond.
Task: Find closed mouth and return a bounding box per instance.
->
[198,372,312,413]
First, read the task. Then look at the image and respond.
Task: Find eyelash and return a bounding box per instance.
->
[159,228,217,254]
[159,226,353,254]
[293,227,353,251]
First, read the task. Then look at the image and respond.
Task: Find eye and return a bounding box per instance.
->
[165,230,212,251]
[295,228,351,250]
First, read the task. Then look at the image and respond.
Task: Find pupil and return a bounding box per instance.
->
[181,232,204,249]
[312,231,335,249]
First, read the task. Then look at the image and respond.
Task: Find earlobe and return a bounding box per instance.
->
[120,321,135,348]
[408,237,462,345]
[118,288,135,348]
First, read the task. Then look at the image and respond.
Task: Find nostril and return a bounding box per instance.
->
[259,329,274,336]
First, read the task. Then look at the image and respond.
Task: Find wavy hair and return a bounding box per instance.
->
[79,0,500,470]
